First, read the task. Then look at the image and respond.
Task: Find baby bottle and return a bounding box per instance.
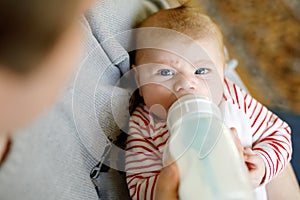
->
[164,95,255,200]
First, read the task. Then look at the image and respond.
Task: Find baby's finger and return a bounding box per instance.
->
[230,127,244,158]
[244,148,257,162]
[244,147,256,155]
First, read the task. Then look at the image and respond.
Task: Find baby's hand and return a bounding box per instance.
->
[230,128,244,158]
[243,148,266,187]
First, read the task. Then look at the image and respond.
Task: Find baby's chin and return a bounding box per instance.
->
[149,104,168,121]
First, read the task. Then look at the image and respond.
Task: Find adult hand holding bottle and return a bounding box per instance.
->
[155,163,180,200]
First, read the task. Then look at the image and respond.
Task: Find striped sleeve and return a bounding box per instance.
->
[224,79,292,184]
[125,106,162,200]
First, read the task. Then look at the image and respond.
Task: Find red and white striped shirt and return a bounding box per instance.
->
[125,78,292,200]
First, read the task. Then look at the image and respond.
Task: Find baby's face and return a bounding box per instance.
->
[135,37,225,119]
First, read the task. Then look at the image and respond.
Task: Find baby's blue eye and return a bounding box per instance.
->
[158,69,175,76]
[195,68,209,75]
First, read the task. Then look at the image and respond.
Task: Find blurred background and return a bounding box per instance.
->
[198,0,300,113]
[197,0,300,184]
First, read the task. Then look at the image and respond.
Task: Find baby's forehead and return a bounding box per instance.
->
[135,49,183,63]
[136,37,218,59]
[135,49,213,67]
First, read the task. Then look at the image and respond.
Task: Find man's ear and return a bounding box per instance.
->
[132,65,143,97]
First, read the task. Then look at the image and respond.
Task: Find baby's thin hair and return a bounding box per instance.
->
[166,0,200,9]
[137,2,224,47]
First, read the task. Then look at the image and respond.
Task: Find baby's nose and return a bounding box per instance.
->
[174,75,196,93]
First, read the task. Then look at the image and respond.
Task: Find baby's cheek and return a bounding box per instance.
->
[206,78,224,105]
[142,85,176,118]
[149,104,168,120]
[193,81,213,99]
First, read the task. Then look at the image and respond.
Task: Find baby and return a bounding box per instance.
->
[125,3,292,200]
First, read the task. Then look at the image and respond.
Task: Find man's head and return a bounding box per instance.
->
[0,0,92,131]
[0,0,84,73]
